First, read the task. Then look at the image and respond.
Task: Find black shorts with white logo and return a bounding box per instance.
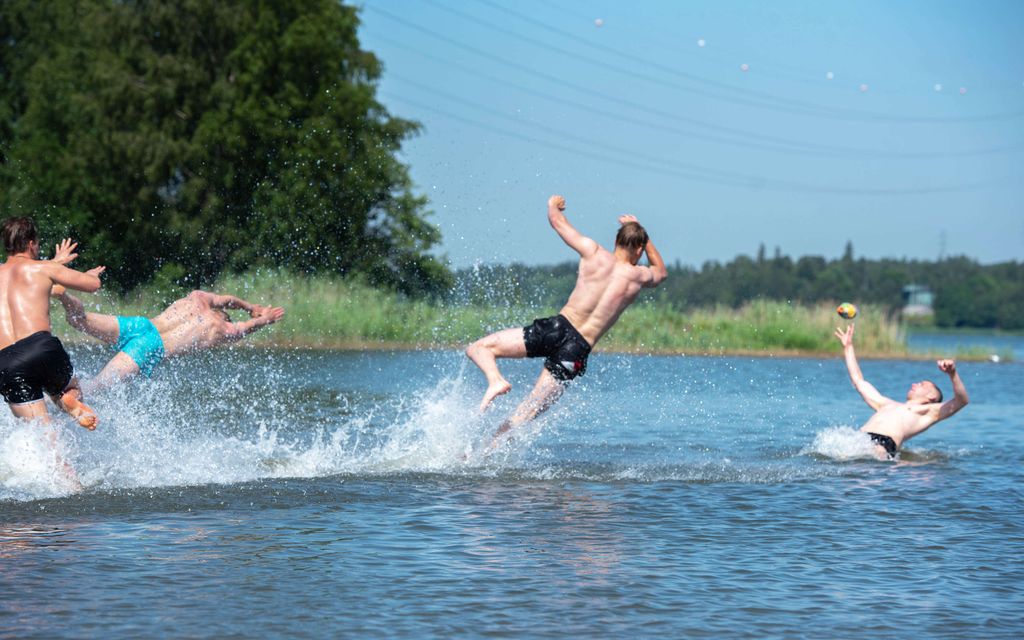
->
[523,315,592,383]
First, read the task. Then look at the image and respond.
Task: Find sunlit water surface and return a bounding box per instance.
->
[2,343,1021,638]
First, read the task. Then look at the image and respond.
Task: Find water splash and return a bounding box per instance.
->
[801,426,880,460]
[3,351,970,502]
[0,423,79,500]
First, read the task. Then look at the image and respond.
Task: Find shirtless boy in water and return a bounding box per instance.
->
[53,286,284,391]
[835,324,969,459]
[0,218,103,428]
[466,195,667,447]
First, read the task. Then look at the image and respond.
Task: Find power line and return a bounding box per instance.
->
[543,0,1024,98]
[423,0,849,121]
[384,92,753,188]
[364,5,1023,160]
[390,72,771,184]
[367,30,1024,161]
[444,0,1024,124]
[383,90,1019,196]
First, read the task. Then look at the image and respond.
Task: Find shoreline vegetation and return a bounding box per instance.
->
[51,271,1011,361]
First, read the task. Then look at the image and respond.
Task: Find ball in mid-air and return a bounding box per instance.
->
[836,303,858,319]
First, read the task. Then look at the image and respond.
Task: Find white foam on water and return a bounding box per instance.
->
[356,375,482,472]
[802,426,880,461]
[2,363,900,502]
[0,369,514,501]
[0,421,80,499]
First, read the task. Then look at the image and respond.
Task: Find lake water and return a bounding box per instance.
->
[907,330,1024,361]
[2,341,1022,638]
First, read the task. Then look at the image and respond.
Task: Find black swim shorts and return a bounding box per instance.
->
[867,432,899,459]
[523,314,592,383]
[0,331,74,405]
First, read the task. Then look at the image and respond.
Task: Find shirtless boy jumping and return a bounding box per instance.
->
[835,323,969,459]
[0,218,103,428]
[466,195,667,447]
[52,287,285,392]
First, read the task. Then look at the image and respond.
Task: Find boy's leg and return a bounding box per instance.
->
[489,368,565,450]
[84,352,141,394]
[55,378,99,430]
[466,327,528,412]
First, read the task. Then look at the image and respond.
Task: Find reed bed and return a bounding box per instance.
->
[51,271,917,357]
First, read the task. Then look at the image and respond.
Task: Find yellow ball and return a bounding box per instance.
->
[837,302,858,319]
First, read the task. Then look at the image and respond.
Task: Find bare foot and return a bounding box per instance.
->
[479,379,512,412]
[60,390,99,430]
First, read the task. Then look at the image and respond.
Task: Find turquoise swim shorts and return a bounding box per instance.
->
[115,316,165,378]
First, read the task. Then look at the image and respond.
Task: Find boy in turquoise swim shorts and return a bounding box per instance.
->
[114,316,165,378]
[52,286,284,391]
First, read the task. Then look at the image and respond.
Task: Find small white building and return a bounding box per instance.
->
[902,284,934,317]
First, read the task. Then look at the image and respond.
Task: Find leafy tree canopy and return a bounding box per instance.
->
[0,0,449,295]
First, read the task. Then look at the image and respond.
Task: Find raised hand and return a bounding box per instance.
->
[834,323,855,347]
[618,214,639,225]
[51,239,79,265]
[548,195,566,211]
[86,266,106,278]
[937,359,957,375]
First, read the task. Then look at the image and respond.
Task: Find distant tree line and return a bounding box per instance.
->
[0,0,449,295]
[452,243,1024,330]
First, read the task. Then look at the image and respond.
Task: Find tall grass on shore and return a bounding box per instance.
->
[52,270,906,356]
[603,300,905,355]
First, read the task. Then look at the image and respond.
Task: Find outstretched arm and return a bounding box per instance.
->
[936,360,969,421]
[43,261,104,293]
[192,291,256,314]
[618,214,668,288]
[834,324,892,410]
[223,306,285,341]
[51,286,88,329]
[50,285,120,343]
[547,195,599,258]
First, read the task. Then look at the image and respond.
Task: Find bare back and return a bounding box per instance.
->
[560,248,649,346]
[0,259,59,349]
[151,293,229,356]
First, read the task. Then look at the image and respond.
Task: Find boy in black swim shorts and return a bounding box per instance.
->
[0,217,103,433]
[834,323,970,461]
[466,195,667,450]
[523,314,592,382]
[0,331,75,408]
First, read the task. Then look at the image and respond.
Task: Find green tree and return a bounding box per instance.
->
[0,0,449,295]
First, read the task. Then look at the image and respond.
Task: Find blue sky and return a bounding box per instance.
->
[357,0,1023,268]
